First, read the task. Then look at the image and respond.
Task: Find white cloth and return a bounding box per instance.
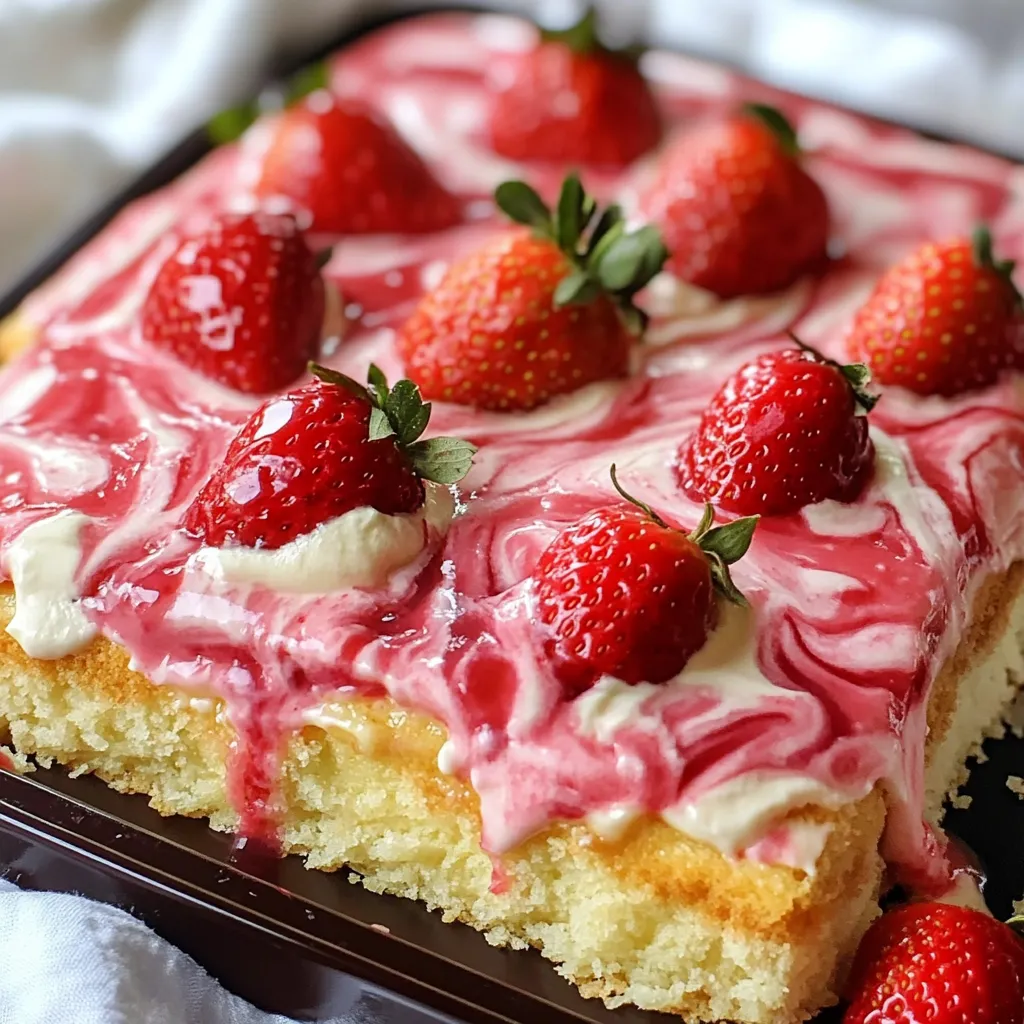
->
[654,0,1024,158]
[0,877,374,1023]
[1,0,1023,1020]
[0,878,283,1023]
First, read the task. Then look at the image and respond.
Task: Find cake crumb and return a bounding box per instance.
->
[370,923,390,935]
[1005,692,1024,738]
[0,746,33,774]
[1007,776,1024,798]
[949,792,972,810]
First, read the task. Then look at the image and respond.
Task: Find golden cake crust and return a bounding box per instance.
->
[1,559,1023,1021]
[0,313,33,361]
[0,579,885,1022]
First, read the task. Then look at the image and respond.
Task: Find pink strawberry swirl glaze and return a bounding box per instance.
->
[4,13,1024,887]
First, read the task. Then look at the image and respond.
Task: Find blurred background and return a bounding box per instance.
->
[0,0,1021,295]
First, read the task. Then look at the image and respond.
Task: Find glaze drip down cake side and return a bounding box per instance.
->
[1,11,1024,1024]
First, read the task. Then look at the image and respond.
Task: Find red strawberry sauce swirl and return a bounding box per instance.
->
[3,14,1024,884]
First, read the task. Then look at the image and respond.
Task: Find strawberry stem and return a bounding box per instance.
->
[973,224,997,269]
[540,6,600,55]
[688,501,715,541]
[786,331,879,412]
[308,362,477,485]
[610,463,668,528]
[310,362,369,399]
[742,103,800,158]
[608,465,757,606]
[495,173,668,336]
[284,61,330,106]
[972,224,1022,306]
[538,6,644,64]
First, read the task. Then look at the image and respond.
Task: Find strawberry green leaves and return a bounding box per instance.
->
[362,367,431,446]
[554,173,596,251]
[742,102,800,158]
[609,464,758,606]
[404,436,477,486]
[537,5,645,64]
[495,173,668,336]
[839,362,880,412]
[786,331,879,413]
[539,6,601,55]
[972,224,1022,306]
[283,62,330,106]
[207,61,330,145]
[207,106,262,148]
[694,514,759,606]
[310,363,477,485]
[495,180,552,232]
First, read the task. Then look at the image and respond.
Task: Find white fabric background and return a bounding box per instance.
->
[0,879,302,1024]
[0,872,454,1022]
[1,0,1022,1019]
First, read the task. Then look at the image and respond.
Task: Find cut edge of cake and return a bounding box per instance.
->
[0,553,1022,1024]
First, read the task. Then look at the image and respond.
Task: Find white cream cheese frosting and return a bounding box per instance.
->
[190,482,455,594]
[4,510,98,659]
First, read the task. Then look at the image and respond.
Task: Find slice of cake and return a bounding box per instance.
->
[2,11,1024,1023]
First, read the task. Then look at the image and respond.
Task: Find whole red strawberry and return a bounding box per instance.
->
[678,343,877,517]
[397,173,667,411]
[535,467,757,694]
[844,903,1024,1024]
[184,365,475,550]
[847,228,1024,396]
[255,94,461,235]
[141,211,324,395]
[488,9,661,167]
[637,104,829,298]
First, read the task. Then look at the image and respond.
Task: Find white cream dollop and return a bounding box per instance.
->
[662,772,839,872]
[4,510,98,658]
[803,427,958,574]
[572,602,839,872]
[642,272,811,347]
[574,602,792,743]
[191,482,455,594]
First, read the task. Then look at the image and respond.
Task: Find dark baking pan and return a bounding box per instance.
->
[2,6,1023,1024]
[4,738,1023,1024]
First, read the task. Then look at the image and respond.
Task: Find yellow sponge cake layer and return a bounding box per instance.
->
[2,566,1022,1022]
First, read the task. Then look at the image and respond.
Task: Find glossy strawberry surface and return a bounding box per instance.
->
[184,378,424,550]
[489,42,660,167]
[678,347,875,516]
[847,233,1024,396]
[397,174,665,412]
[398,231,632,411]
[256,96,461,235]
[534,505,718,693]
[638,110,829,298]
[844,903,1024,1024]
[141,211,324,394]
